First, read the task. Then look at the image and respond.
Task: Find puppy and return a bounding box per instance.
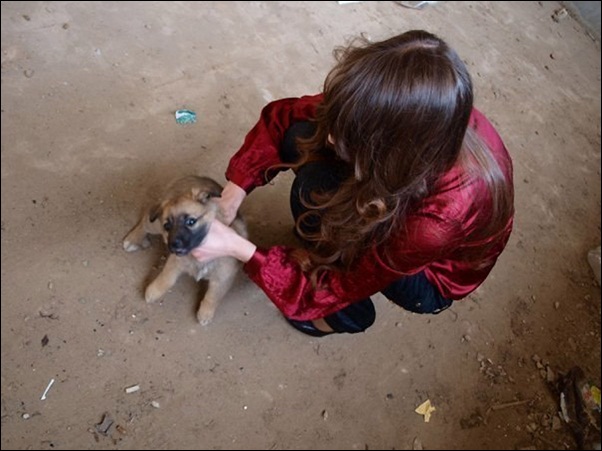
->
[123,175,247,325]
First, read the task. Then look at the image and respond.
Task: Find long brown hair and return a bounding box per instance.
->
[291,30,512,281]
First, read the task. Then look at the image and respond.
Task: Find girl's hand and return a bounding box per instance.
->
[191,220,256,263]
[218,181,247,225]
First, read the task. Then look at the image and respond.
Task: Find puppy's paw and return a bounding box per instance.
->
[196,306,215,326]
[123,240,140,252]
[145,283,164,304]
[123,237,150,252]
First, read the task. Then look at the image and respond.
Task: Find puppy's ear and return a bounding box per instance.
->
[192,188,222,204]
[149,203,163,223]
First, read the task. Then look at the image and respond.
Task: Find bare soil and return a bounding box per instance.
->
[1,2,600,450]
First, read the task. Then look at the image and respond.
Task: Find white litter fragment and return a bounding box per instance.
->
[40,378,55,400]
[151,401,160,408]
[397,1,438,9]
[125,384,140,394]
[560,392,570,422]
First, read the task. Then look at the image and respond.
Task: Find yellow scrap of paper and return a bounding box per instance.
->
[591,385,600,408]
[415,399,436,422]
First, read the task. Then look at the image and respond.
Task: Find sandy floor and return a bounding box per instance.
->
[1,1,600,450]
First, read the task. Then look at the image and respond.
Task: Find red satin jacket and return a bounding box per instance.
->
[226,94,514,321]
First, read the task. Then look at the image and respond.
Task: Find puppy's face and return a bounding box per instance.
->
[151,189,219,256]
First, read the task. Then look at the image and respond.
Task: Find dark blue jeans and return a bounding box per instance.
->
[282,122,453,333]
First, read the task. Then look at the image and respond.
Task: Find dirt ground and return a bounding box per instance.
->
[1,1,600,450]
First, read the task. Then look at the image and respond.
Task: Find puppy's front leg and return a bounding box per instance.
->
[197,269,236,326]
[145,255,182,303]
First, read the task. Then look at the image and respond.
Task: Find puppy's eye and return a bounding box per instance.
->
[163,221,172,231]
[185,217,197,227]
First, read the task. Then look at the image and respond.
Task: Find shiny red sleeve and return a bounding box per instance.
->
[225,94,323,193]
[243,212,461,321]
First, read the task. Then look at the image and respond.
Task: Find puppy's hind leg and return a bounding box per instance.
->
[145,254,182,304]
[123,207,163,252]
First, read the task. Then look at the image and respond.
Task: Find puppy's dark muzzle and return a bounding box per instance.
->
[168,235,193,256]
[168,223,209,256]
[169,244,190,256]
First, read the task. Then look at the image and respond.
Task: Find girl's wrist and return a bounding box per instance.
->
[223,181,247,209]
[234,236,257,263]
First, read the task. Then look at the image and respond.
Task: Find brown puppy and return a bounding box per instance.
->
[123,175,247,325]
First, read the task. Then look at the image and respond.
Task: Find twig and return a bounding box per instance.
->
[490,399,530,411]
[485,399,530,421]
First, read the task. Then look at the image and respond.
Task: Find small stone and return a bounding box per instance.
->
[531,354,541,363]
[546,366,555,382]
[24,69,35,78]
[95,412,114,436]
[22,413,30,420]
[551,7,568,22]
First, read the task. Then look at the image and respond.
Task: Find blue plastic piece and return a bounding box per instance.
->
[175,109,197,124]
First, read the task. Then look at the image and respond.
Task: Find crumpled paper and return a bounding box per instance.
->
[415,399,436,422]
